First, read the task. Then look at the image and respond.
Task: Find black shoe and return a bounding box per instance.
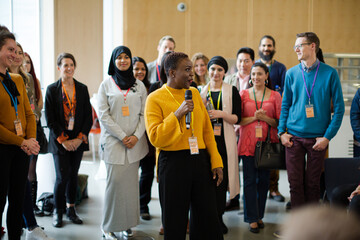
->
[34,205,44,217]
[269,192,285,202]
[219,216,228,234]
[285,201,291,210]
[66,206,83,224]
[53,209,63,228]
[30,181,44,216]
[249,224,259,234]
[140,212,151,221]
[225,199,240,211]
[258,221,265,229]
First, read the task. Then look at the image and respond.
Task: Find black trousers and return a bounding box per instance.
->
[214,137,228,217]
[53,151,83,209]
[0,144,29,240]
[158,149,223,240]
[139,154,156,213]
[331,183,360,219]
[22,180,37,229]
[215,153,228,217]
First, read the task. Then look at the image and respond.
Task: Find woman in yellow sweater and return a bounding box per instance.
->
[0,26,39,240]
[145,52,223,240]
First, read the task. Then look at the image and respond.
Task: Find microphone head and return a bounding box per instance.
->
[185,89,192,100]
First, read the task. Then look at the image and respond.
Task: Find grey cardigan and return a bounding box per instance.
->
[97,77,148,164]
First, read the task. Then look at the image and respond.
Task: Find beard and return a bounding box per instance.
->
[259,50,275,61]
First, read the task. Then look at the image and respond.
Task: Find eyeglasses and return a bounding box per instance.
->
[293,42,311,50]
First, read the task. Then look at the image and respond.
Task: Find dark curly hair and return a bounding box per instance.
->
[164,52,189,79]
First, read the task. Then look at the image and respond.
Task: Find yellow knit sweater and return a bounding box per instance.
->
[0,73,36,146]
[144,85,223,170]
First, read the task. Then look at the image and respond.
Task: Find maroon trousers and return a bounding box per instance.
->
[285,136,327,209]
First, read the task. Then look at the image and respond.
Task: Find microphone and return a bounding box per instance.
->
[185,90,192,129]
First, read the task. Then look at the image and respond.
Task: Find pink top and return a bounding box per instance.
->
[238,89,282,156]
[237,72,250,92]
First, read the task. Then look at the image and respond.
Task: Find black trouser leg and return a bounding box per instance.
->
[330,184,358,208]
[53,151,83,209]
[158,150,223,240]
[215,152,228,216]
[0,145,29,240]
[139,154,155,213]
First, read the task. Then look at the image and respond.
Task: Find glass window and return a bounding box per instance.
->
[1,0,41,85]
[0,0,11,28]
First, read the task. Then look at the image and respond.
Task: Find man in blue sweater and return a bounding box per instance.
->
[278,32,344,209]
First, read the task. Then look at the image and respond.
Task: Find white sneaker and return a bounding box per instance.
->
[122,229,133,237]
[102,230,117,240]
[26,227,55,240]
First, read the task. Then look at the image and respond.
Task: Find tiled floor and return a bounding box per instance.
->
[3,153,291,240]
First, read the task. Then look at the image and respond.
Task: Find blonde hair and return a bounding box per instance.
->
[158,35,176,49]
[191,53,209,86]
[9,42,29,82]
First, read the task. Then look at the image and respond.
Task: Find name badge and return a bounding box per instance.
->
[14,119,23,136]
[305,104,315,118]
[68,116,75,130]
[122,105,130,116]
[189,136,199,155]
[255,124,263,138]
[214,123,222,136]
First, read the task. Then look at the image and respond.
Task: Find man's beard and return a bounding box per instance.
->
[259,50,275,61]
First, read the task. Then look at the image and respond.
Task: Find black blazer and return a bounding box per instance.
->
[45,78,93,155]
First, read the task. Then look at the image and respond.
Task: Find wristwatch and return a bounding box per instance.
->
[277,132,285,139]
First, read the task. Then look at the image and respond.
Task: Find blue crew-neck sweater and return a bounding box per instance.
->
[278,62,344,140]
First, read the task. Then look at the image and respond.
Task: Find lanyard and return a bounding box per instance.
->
[208,87,222,110]
[156,64,161,82]
[1,81,18,117]
[253,87,266,110]
[111,77,131,103]
[165,84,194,136]
[301,62,320,105]
[61,81,76,116]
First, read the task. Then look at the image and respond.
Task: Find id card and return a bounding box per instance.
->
[122,105,130,116]
[14,119,23,136]
[214,123,222,136]
[68,116,75,130]
[305,104,315,118]
[189,136,199,155]
[255,124,263,138]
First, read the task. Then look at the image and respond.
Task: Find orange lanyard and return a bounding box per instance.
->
[156,64,161,82]
[61,81,76,115]
[111,77,131,103]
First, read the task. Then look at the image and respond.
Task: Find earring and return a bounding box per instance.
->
[249,79,252,85]
[265,79,268,85]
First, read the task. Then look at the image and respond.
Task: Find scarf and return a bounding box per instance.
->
[108,46,136,89]
[0,71,20,106]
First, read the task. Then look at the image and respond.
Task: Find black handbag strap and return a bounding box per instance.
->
[266,124,271,143]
